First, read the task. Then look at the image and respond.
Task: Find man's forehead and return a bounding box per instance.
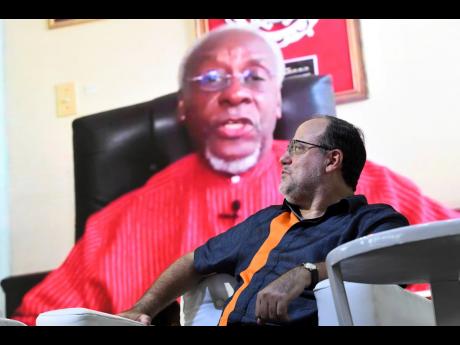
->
[194,51,271,67]
[189,32,276,69]
[295,118,328,140]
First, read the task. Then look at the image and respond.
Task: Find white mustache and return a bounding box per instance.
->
[210,116,261,132]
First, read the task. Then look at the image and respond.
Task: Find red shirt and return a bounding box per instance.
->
[13,140,459,325]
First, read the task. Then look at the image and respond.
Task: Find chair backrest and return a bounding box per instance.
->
[72,74,336,241]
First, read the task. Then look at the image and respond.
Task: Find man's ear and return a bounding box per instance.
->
[325,149,343,172]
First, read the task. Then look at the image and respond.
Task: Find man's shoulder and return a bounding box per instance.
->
[146,153,201,186]
[353,199,409,230]
[360,202,403,216]
[355,197,405,217]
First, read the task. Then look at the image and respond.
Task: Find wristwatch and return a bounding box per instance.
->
[301,262,319,289]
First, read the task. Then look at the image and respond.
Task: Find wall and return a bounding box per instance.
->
[4,19,195,275]
[4,19,460,276]
[340,19,460,208]
[0,19,8,316]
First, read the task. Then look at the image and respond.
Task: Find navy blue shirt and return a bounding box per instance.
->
[193,195,409,325]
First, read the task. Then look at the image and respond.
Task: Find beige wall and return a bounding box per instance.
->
[4,19,460,275]
[5,19,195,274]
[340,19,460,209]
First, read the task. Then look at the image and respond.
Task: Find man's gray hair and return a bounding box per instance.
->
[178,24,286,90]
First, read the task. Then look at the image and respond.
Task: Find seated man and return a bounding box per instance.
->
[13,24,459,325]
[119,116,409,326]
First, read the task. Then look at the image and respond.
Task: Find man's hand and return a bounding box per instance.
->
[115,252,201,326]
[255,266,310,325]
[117,308,152,326]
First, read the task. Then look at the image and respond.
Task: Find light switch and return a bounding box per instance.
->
[55,82,77,117]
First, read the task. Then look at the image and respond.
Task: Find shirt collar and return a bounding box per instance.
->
[282,195,368,221]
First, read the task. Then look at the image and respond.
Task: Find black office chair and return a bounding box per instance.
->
[1,73,336,323]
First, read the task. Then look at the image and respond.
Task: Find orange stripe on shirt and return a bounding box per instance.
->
[218,211,299,326]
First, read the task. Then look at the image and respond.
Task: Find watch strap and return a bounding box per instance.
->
[301,262,319,289]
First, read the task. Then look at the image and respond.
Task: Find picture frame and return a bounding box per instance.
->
[48,19,97,29]
[195,19,368,104]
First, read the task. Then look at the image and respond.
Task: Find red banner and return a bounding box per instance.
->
[197,19,367,104]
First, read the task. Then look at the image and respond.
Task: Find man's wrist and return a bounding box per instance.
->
[300,262,319,289]
[133,301,153,317]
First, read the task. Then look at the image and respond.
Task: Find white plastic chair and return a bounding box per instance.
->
[35,273,436,326]
[313,279,434,325]
[0,317,26,326]
[326,219,460,326]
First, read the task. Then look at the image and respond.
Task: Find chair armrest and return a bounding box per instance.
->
[36,308,145,326]
[314,279,435,326]
[0,317,27,326]
[1,271,50,317]
[181,273,237,326]
[1,271,179,324]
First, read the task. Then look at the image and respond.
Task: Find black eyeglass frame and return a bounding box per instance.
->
[187,68,274,92]
[287,139,333,155]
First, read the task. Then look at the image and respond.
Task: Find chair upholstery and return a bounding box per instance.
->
[1,73,336,320]
[0,271,48,318]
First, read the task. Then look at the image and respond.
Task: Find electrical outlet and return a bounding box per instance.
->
[55,82,77,117]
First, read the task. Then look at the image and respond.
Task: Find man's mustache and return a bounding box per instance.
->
[207,116,261,132]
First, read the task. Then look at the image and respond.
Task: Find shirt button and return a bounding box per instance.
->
[231,175,240,184]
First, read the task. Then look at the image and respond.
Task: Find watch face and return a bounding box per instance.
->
[304,262,317,271]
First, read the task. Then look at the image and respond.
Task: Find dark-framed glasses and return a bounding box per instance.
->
[287,139,332,156]
[187,67,273,92]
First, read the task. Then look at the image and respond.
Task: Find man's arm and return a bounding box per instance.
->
[255,262,327,324]
[118,251,206,325]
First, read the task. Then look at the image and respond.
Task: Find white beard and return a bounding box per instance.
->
[205,144,261,175]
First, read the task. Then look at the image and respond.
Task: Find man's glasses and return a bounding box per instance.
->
[187,68,273,92]
[287,139,332,156]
